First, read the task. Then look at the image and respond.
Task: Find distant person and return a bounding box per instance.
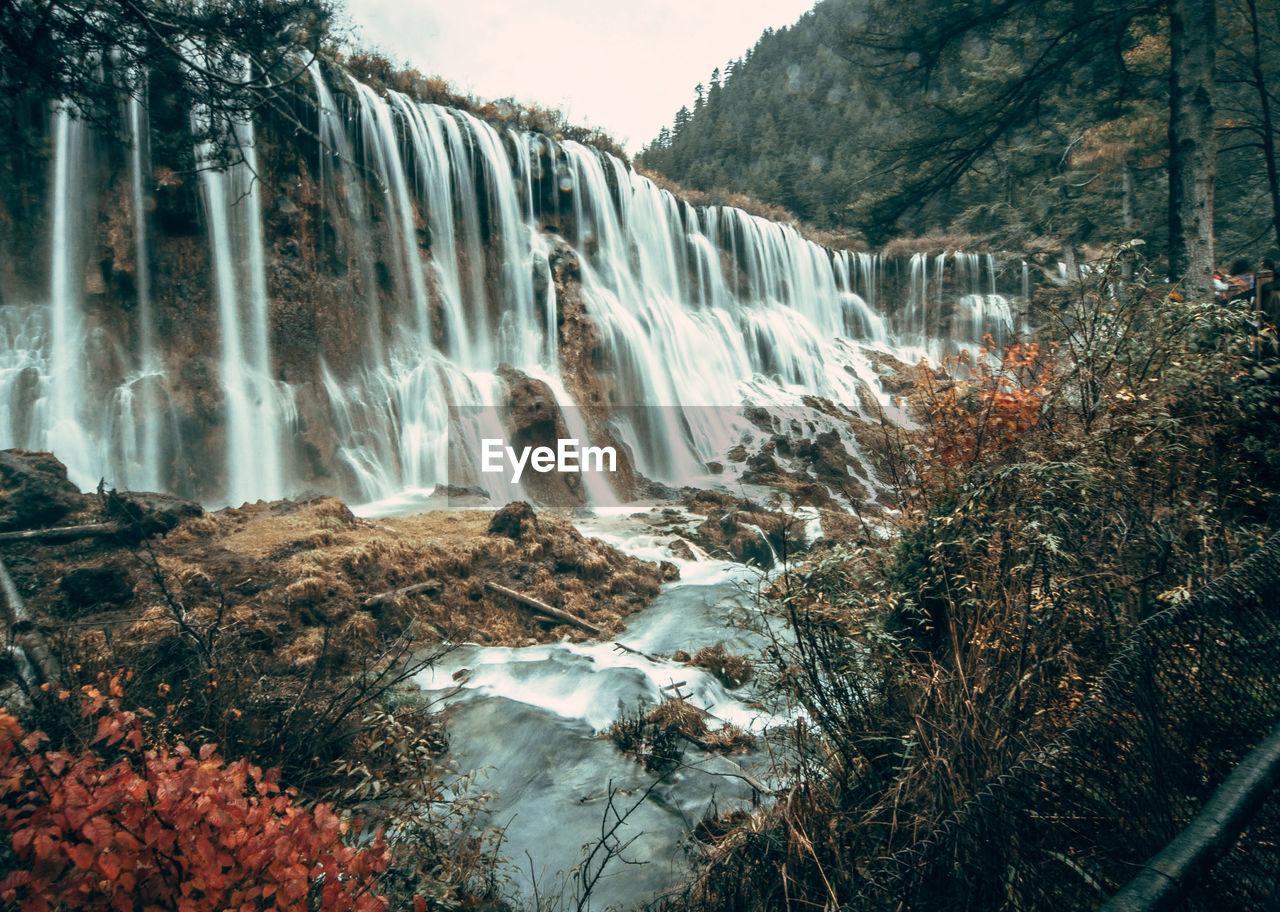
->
[1226,258,1255,302]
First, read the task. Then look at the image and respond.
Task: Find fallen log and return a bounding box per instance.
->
[0,557,61,690]
[484,581,602,634]
[485,583,668,660]
[363,580,440,609]
[0,554,32,628]
[0,522,123,544]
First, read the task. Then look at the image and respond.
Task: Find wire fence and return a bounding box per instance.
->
[851,532,1280,911]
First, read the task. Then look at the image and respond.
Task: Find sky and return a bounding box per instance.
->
[337,0,819,153]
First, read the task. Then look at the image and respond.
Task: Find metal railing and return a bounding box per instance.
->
[851,532,1280,911]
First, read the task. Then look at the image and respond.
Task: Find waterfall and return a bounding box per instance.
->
[902,252,929,359]
[322,84,547,503]
[5,65,1029,508]
[115,88,166,493]
[195,102,289,505]
[453,109,541,370]
[952,251,1014,350]
[45,107,95,488]
[312,63,384,367]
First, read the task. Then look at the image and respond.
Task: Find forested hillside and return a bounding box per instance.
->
[640,2,883,230]
[640,0,1280,260]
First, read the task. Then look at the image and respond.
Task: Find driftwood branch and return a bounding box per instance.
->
[612,640,662,663]
[485,581,602,634]
[483,582,664,660]
[363,580,439,609]
[0,522,123,544]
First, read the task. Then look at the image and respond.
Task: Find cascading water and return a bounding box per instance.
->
[195,106,291,505]
[551,143,899,486]
[311,64,384,366]
[953,252,1014,349]
[111,88,168,494]
[45,107,95,489]
[4,64,1022,508]
[0,62,1038,912]
[324,82,545,504]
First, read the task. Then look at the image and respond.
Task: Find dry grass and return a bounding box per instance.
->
[689,645,755,689]
[14,488,674,810]
[608,697,757,775]
[148,497,670,649]
[879,231,988,257]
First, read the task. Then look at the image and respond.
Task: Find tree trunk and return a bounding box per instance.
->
[1245,0,1280,252]
[1167,0,1217,298]
[1123,163,1135,279]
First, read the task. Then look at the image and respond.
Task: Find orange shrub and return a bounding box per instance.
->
[917,334,1052,472]
[0,680,391,912]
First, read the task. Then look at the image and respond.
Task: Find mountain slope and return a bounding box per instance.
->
[640,0,1280,255]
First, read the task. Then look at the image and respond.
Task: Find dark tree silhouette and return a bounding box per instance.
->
[0,0,331,159]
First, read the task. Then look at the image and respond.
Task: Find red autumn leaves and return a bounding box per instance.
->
[0,678,399,912]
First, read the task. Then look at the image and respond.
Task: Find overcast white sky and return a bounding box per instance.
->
[338,0,818,153]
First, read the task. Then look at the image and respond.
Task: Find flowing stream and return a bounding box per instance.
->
[359,499,784,909]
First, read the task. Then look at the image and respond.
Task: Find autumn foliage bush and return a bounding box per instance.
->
[915,335,1052,472]
[679,249,1280,912]
[0,677,392,912]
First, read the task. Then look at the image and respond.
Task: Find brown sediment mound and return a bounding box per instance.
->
[817,508,882,546]
[7,479,666,670]
[19,492,668,678]
[144,494,670,653]
[494,367,584,507]
[0,450,674,792]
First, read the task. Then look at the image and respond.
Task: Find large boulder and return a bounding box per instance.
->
[488,501,538,540]
[802,430,854,482]
[496,367,586,507]
[695,512,775,569]
[0,450,90,531]
[105,490,204,539]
